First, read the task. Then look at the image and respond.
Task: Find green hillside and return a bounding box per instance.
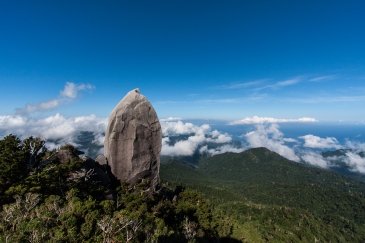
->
[0,135,238,242]
[161,147,365,242]
[2,134,365,242]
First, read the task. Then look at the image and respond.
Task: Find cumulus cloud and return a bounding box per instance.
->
[161,136,203,156]
[3,105,365,176]
[242,125,365,172]
[60,82,94,99]
[242,124,342,169]
[332,141,365,173]
[207,130,232,143]
[0,115,27,129]
[242,124,344,169]
[344,152,365,174]
[161,120,210,136]
[160,119,234,156]
[244,124,300,162]
[230,116,317,125]
[300,134,341,149]
[0,113,107,150]
[301,152,330,168]
[345,140,365,152]
[199,144,245,156]
[16,82,94,115]
[1,115,235,157]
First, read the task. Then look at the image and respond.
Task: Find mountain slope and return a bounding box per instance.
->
[161,147,365,242]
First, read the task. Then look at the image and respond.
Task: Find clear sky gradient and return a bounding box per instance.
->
[1,0,365,121]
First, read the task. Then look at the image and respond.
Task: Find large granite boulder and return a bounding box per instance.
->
[104,89,161,189]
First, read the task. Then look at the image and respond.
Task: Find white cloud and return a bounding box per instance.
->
[60,82,94,99]
[219,75,335,92]
[0,113,107,149]
[1,115,234,157]
[285,95,365,104]
[160,119,234,156]
[274,78,301,88]
[283,138,298,143]
[244,124,300,162]
[17,99,61,114]
[161,120,330,160]
[345,140,365,152]
[16,99,61,115]
[160,117,182,122]
[161,136,203,156]
[199,144,245,156]
[299,137,365,172]
[3,108,365,176]
[220,79,267,89]
[0,115,27,129]
[309,75,336,82]
[16,82,94,115]
[207,130,232,143]
[344,152,365,174]
[230,116,317,125]
[300,134,341,149]
[242,124,343,169]
[301,152,330,168]
[161,120,208,135]
[196,98,244,104]
[254,77,302,91]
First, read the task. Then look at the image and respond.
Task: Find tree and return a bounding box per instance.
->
[22,136,46,169]
[0,135,27,200]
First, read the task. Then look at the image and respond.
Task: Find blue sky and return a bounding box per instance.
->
[1,0,365,121]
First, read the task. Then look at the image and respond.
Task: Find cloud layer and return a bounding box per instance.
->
[243,124,365,173]
[300,134,341,149]
[344,152,365,173]
[160,119,241,156]
[0,113,107,150]
[2,110,365,174]
[300,152,330,168]
[244,124,300,161]
[0,115,242,157]
[230,116,317,125]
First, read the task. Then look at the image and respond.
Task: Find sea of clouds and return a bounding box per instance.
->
[1,82,365,174]
[1,113,365,174]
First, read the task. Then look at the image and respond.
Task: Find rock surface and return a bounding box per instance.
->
[95,154,107,165]
[104,89,161,189]
[57,145,83,163]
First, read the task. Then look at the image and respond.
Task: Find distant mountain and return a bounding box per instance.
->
[161,147,365,242]
[322,149,365,158]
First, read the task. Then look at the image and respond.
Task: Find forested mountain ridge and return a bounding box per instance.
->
[0,135,238,242]
[1,134,365,242]
[161,147,365,242]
